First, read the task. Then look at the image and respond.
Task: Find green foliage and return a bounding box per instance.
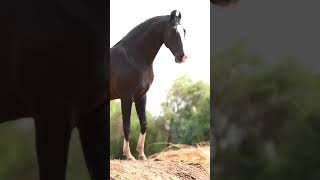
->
[0,120,89,180]
[0,120,38,180]
[161,75,210,144]
[212,41,320,180]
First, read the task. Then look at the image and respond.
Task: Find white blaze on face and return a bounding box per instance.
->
[176,24,185,49]
[175,10,180,17]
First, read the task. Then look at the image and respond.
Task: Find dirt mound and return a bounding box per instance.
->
[110,142,210,180]
[149,142,210,163]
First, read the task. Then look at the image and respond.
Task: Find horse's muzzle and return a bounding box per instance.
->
[175,53,187,63]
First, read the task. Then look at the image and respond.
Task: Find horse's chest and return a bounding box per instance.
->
[135,69,154,95]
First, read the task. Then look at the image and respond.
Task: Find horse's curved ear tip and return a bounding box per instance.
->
[171,10,181,14]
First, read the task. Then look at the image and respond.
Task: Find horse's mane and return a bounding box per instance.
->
[114,15,169,46]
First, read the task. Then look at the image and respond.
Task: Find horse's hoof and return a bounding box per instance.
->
[126,156,137,161]
[138,155,147,161]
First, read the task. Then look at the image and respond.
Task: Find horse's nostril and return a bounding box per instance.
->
[181,54,187,62]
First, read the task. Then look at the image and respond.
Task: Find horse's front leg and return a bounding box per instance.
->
[121,96,136,160]
[135,94,148,160]
[34,108,73,180]
[78,103,108,179]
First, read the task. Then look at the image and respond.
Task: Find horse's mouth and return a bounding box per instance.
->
[175,54,187,63]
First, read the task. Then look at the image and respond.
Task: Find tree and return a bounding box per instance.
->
[161,75,210,144]
[212,41,320,180]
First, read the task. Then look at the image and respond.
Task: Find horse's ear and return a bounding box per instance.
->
[169,10,181,24]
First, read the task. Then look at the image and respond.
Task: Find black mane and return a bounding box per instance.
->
[114,15,169,46]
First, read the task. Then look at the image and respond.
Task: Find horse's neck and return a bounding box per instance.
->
[126,20,166,66]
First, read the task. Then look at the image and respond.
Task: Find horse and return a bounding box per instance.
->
[110,10,187,160]
[0,1,108,179]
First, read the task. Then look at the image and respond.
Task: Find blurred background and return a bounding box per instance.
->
[0,119,90,179]
[212,1,320,180]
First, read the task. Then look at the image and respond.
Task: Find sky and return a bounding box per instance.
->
[111,0,210,115]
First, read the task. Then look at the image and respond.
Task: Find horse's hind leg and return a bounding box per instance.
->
[135,94,148,160]
[34,110,72,180]
[121,97,136,160]
[78,103,108,180]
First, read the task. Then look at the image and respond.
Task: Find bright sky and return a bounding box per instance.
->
[110,0,210,116]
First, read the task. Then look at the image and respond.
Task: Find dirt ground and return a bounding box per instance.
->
[110,143,210,180]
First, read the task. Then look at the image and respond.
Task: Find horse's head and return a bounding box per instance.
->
[164,10,187,63]
[211,0,239,6]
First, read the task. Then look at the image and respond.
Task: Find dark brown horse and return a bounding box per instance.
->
[110,10,187,160]
[0,1,108,179]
